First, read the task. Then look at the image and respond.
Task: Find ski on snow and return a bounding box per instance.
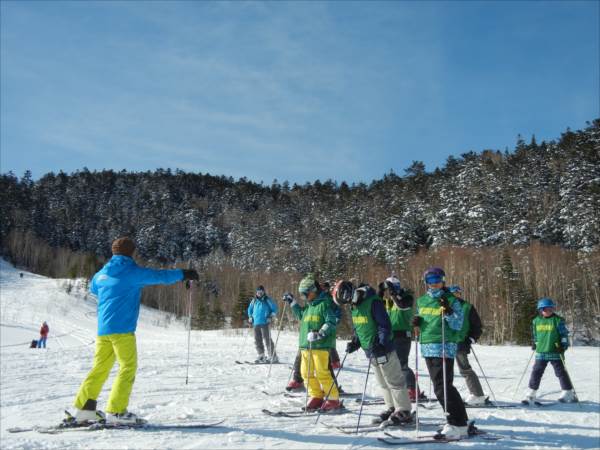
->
[235,360,285,365]
[321,419,438,435]
[261,407,350,418]
[379,427,502,445]
[522,400,557,407]
[8,419,225,434]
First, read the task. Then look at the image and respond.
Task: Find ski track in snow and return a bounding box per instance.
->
[1,259,599,449]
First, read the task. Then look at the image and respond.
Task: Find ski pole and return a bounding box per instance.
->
[315,351,349,424]
[414,328,420,438]
[305,341,313,415]
[441,309,448,416]
[514,350,535,398]
[558,349,581,409]
[470,345,498,406]
[355,357,372,434]
[267,301,288,379]
[185,279,193,385]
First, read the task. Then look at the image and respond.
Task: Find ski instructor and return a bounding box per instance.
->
[71,237,199,425]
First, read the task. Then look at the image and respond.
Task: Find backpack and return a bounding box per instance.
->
[30,340,38,348]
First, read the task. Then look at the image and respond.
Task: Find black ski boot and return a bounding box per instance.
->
[372,406,395,424]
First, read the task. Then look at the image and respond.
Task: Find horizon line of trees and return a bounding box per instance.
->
[1,119,598,344]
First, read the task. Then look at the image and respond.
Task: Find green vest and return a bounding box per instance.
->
[416,294,459,344]
[454,300,472,342]
[293,293,337,350]
[384,297,413,332]
[352,295,390,350]
[533,314,563,354]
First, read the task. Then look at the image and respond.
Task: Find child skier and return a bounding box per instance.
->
[71,237,199,425]
[447,285,487,406]
[247,285,279,363]
[378,276,423,402]
[523,298,577,404]
[284,274,341,411]
[37,321,49,348]
[344,282,413,426]
[412,267,469,439]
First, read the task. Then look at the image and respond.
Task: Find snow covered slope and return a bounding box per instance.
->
[1,259,599,449]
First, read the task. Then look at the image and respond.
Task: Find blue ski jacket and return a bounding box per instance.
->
[90,255,183,336]
[247,295,278,326]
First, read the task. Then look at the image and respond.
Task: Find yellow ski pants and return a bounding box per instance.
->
[73,333,137,414]
[301,349,339,400]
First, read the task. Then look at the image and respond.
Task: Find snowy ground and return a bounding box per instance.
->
[1,260,599,449]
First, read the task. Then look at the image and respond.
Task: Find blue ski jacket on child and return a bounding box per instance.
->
[90,255,183,336]
[247,295,278,326]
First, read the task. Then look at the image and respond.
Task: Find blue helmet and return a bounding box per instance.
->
[423,267,445,284]
[537,298,555,310]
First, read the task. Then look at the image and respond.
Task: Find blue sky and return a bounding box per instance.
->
[1,1,598,185]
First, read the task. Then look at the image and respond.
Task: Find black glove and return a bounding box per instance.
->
[282,292,294,304]
[439,296,451,315]
[371,342,387,358]
[411,316,422,328]
[531,343,536,351]
[182,269,199,281]
[346,339,360,354]
[555,344,565,353]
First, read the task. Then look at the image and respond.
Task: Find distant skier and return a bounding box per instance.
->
[378,275,424,402]
[284,274,341,411]
[247,285,278,363]
[343,282,413,426]
[412,267,468,439]
[522,298,577,404]
[71,237,199,425]
[447,285,487,406]
[37,321,49,348]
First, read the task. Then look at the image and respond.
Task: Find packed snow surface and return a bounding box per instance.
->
[1,259,599,449]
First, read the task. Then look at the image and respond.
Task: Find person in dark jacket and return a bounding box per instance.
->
[379,276,424,402]
[344,283,413,426]
[447,285,486,405]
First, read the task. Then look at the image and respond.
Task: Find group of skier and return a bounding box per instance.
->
[252,267,578,439]
[67,236,578,440]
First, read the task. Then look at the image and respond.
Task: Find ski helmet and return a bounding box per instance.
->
[352,284,375,306]
[423,267,445,284]
[537,298,555,310]
[384,276,401,294]
[332,280,354,305]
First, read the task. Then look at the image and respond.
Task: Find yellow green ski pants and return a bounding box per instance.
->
[301,349,339,400]
[73,333,137,414]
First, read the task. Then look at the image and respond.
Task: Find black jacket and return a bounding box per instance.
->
[457,299,482,354]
